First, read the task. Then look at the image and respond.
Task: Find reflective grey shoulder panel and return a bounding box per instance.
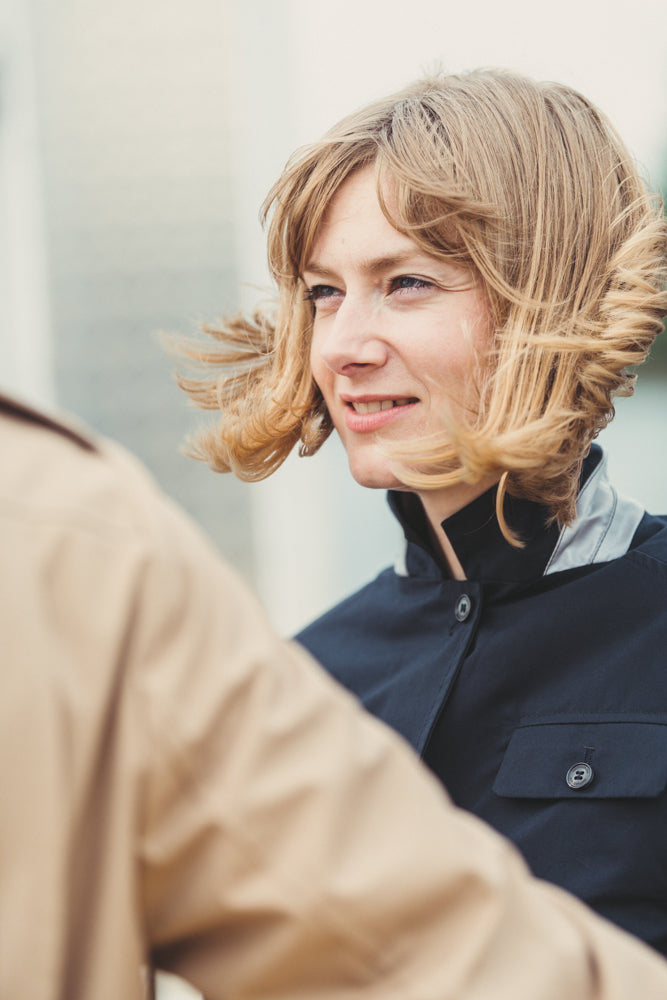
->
[544,452,645,576]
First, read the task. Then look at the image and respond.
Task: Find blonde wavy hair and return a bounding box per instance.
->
[177,68,667,530]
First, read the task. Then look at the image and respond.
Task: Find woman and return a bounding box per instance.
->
[178,69,667,953]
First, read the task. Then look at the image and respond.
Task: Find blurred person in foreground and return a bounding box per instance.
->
[2,390,667,999]
[177,69,667,953]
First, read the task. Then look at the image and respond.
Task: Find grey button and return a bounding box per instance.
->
[455,594,472,622]
[566,762,594,790]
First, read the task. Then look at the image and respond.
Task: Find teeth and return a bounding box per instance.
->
[352,398,413,414]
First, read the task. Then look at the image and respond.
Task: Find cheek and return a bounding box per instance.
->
[470,308,495,387]
[309,332,329,392]
[309,339,321,386]
[470,292,494,347]
[453,297,494,368]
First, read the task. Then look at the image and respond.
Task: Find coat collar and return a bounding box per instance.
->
[389,446,644,584]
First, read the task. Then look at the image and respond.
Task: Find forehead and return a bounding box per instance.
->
[307,165,417,267]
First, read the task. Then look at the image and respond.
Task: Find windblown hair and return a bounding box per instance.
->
[177,68,667,528]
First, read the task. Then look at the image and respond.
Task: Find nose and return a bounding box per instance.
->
[315,295,388,376]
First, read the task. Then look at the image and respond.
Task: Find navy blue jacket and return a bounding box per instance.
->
[298,446,667,955]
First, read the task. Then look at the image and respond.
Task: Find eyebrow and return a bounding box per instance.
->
[303,251,429,279]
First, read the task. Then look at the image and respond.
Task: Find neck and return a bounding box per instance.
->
[417,475,499,580]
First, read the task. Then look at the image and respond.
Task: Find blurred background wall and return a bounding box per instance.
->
[1,0,666,644]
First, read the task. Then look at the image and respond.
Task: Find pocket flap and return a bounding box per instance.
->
[493,720,667,799]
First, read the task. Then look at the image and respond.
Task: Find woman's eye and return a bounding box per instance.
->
[391,275,433,294]
[304,284,339,303]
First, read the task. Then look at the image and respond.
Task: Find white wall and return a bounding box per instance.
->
[0,0,54,405]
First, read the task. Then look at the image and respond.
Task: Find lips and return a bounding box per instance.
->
[341,395,420,433]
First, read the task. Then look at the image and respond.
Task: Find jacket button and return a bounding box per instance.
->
[566,762,594,789]
[455,594,472,622]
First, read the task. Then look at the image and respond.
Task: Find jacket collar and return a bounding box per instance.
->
[389,445,644,584]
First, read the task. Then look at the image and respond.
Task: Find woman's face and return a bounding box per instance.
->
[306,165,494,517]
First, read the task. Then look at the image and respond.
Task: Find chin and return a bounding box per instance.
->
[347,460,402,492]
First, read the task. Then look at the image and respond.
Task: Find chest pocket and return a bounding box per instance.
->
[493,718,667,799]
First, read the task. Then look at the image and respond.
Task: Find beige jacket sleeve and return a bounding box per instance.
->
[1,399,665,1000]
